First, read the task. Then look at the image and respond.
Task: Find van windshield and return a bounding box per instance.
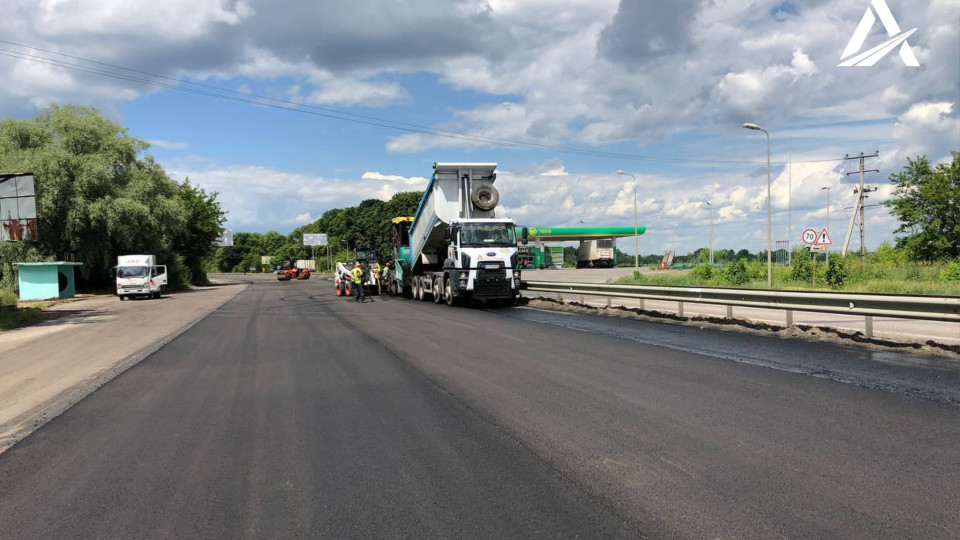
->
[117,266,149,278]
[460,224,516,247]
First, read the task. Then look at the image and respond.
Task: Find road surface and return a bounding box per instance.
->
[0,275,956,538]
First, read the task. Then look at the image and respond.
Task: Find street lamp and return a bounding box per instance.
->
[704,201,714,265]
[742,122,772,288]
[821,186,831,264]
[617,170,639,271]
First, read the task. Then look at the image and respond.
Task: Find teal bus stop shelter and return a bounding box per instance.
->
[15,262,84,301]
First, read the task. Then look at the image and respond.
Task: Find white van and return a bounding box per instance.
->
[116,255,167,300]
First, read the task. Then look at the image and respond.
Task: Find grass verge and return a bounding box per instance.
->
[0,306,45,331]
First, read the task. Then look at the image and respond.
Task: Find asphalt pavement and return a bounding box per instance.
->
[0,275,956,539]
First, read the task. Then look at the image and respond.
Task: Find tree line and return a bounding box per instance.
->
[0,105,225,293]
[207,191,423,273]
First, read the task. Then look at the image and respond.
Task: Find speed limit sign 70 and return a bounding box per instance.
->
[802,228,818,244]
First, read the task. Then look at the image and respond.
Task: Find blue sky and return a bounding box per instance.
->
[0,0,956,255]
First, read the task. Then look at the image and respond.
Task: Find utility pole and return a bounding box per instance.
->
[841,152,879,258]
[855,185,878,259]
[788,160,792,266]
[820,186,831,264]
[704,201,714,265]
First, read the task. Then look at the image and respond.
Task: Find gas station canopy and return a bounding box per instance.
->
[521,226,646,242]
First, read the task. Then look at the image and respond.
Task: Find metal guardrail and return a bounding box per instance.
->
[521,281,960,338]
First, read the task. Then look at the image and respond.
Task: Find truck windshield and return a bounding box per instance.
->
[460,224,516,247]
[117,266,149,278]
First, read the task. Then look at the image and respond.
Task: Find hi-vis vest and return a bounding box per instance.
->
[351,267,363,283]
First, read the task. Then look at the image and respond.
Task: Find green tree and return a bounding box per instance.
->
[171,180,225,284]
[885,153,960,261]
[0,105,222,288]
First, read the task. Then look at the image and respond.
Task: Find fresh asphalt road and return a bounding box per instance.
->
[0,276,957,539]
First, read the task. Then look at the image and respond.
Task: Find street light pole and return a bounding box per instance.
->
[821,186,831,264]
[742,123,772,288]
[704,201,714,265]
[617,170,639,271]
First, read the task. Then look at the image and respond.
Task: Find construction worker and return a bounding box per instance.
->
[351,262,366,302]
[372,261,382,295]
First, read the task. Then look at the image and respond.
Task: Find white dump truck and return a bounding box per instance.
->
[389,162,526,306]
[116,254,167,300]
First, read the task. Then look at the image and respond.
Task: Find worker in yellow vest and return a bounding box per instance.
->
[351,262,366,302]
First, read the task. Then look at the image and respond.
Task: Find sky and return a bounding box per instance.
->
[0,0,958,256]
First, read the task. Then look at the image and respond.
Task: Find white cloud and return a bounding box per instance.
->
[361,171,429,185]
[166,162,429,231]
[146,139,189,150]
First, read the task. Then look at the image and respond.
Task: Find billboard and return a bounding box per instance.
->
[0,174,38,242]
[303,233,327,246]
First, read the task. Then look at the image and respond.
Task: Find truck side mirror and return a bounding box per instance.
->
[521,227,529,245]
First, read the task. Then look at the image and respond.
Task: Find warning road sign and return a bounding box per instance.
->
[802,228,818,244]
[816,228,833,245]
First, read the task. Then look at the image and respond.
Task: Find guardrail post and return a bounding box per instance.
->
[678,301,684,318]
[865,316,873,339]
[639,299,645,310]
[580,294,584,304]
[786,309,794,327]
[726,305,733,318]
[606,297,611,307]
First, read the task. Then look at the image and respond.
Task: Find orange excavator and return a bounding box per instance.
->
[275,259,311,281]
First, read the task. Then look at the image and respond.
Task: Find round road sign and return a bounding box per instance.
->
[801,228,817,244]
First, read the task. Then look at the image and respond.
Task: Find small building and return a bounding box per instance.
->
[15,262,84,301]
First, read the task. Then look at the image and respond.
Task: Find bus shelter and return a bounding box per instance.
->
[15,262,84,301]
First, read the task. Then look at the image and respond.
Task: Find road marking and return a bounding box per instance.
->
[660,456,695,478]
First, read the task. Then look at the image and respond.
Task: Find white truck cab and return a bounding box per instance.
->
[116,254,167,300]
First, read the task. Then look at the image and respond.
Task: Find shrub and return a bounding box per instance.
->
[745,260,767,282]
[938,261,960,282]
[723,259,748,286]
[825,257,849,289]
[790,260,812,283]
[632,270,644,282]
[691,264,713,281]
[0,289,17,307]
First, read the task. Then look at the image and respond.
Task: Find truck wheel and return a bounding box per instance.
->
[345,282,353,297]
[119,295,126,301]
[155,290,162,299]
[335,282,343,296]
[445,279,456,307]
[433,277,443,304]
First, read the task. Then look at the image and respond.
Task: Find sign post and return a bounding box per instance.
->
[302,234,328,272]
[803,228,832,288]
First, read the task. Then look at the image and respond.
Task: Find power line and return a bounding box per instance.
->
[0,40,850,166]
